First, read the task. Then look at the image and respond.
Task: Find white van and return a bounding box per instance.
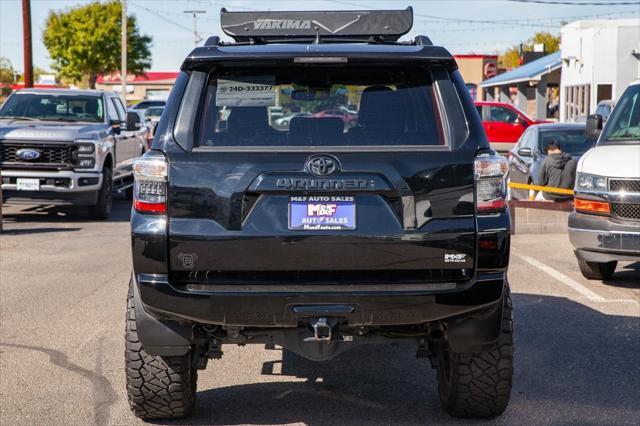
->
[569,81,640,280]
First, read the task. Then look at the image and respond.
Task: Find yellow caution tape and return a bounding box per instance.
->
[507,181,574,196]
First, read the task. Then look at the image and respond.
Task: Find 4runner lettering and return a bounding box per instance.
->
[276,178,374,190]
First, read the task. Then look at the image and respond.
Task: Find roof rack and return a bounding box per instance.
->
[414,35,433,46]
[220,7,413,43]
[204,36,220,46]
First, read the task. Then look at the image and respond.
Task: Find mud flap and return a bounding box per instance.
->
[132,274,193,356]
[445,285,504,353]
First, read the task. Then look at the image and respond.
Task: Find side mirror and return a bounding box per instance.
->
[126,111,141,131]
[586,114,603,140]
[517,147,532,157]
[516,116,528,128]
[109,118,121,135]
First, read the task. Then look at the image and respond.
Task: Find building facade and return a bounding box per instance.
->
[454,55,499,102]
[96,72,179,105]
[479,52,561,120]
[560,19,640,122]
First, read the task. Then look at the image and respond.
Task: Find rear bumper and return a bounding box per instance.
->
[569,212,640,263]
[135,271,506,327]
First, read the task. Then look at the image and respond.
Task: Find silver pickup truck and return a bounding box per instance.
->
[0,88,147,219]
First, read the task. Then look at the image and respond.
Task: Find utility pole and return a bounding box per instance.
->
[22,0,33,88]
[183,10,206,46]
[121,0,128,106]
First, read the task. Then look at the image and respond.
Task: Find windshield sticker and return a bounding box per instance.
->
[216,76,275,107]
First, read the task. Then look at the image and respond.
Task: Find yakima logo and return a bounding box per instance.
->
[253,19,312,30]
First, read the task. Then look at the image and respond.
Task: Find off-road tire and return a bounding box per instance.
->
[437,285,514,419]
[125,280,197,419]
[577,258,617,280]
[88,167,113,220]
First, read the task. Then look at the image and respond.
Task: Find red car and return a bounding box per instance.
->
[313,108,358,127]
[475,101,549,152]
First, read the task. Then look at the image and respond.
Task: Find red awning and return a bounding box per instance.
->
[97,72,179,84]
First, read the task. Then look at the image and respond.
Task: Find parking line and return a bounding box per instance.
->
[514,253,606,302]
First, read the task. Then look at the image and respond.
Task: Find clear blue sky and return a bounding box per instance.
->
[1,0,638,73]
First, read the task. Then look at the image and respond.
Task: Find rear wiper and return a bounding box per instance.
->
[0,115,37,121]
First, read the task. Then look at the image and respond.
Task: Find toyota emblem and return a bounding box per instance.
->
[305,154,340,177]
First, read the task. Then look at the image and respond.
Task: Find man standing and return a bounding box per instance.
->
[537,140,577,201]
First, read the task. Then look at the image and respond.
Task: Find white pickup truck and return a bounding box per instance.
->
[569,81,640,280]
[0,88,147,219]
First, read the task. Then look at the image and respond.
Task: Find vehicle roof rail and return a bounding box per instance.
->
[204,36,220,46]
[414,35,433,46]
[219,7,413,43]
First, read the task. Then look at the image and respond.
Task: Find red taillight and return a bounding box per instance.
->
[134,199,167,214]
[133,155,167,215]
[475,153,509,213]
[575,198,610,216]
[478,199,507,211]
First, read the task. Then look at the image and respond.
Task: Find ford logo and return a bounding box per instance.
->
[306,154,340,177]
[16,148,42,161]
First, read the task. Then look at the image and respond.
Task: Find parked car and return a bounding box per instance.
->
[508,123,596,200]
[313,108,358,127]
[143,106,164,123]
[595,99,615,122]
[268,105,284,123]
[569,81,640,280]
[273,112,311,128]
[125,7,514,420]
[475,101,549,152]
[143,106,164,134]
[127,110,153,150]
[339,105,358,115]
[0,88,146,219]
[130,99,166,112]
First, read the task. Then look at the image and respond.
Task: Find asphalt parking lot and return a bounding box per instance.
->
[1,199,638,425]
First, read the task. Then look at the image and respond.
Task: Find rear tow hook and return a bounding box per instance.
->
[304,317,342,343]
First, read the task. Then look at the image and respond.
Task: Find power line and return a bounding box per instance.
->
[414,10,637,31]
[507,0,640,5]
[129,2,194,34]
[324,0,639,27]
[417,10,639,31]
[131,0,638,28]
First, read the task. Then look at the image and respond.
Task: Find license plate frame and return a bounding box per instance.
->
[288,196,356,231]
[16,178,40,191]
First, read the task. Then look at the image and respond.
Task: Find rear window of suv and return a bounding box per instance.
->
[196,67,446,148]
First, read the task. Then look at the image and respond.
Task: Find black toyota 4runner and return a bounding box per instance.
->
[126,7,513,420]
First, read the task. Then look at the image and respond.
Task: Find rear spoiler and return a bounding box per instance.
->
[220,7,414,43]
